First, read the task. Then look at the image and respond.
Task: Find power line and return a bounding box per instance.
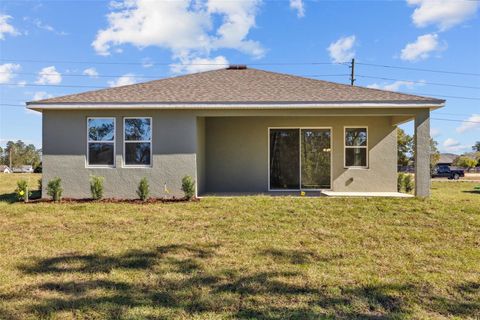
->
[434,112,479,117]
[1,83,105,89]
[411,93,480,101]
[356,62,480,77]
[0,58,341,66]
[3,58,479,77]
[0,71,350,79]
[356,75,480,90]
[431,118,480,124]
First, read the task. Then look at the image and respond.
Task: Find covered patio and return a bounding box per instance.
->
[195,107,433,197]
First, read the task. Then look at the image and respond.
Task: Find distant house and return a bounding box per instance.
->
[27,66,445,198]
[438,153,459,166]
[0,165,12,173]
[12,165,34,173]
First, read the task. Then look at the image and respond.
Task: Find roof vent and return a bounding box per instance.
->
[227,64,247,70]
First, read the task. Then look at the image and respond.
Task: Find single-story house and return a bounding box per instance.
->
[27,66,445,198]
[0,165,12,174]
[438,153,459,166]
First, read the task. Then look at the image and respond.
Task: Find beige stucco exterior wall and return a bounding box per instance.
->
[196,117,206,195]
[40,108,429,198]
[42,110,197,198]
[205,116,397,193]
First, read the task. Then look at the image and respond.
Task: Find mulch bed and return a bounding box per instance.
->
[22,197,199,204]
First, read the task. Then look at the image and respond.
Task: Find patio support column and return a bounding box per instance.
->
[414,109,431,197]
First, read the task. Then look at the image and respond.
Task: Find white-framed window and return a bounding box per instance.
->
[123,117,152,167]
[87,117,116,167]
[344,127,368,168]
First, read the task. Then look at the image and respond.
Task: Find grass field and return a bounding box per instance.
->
[0,174,479,319]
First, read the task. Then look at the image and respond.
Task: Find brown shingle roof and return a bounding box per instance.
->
[27,67,444,105]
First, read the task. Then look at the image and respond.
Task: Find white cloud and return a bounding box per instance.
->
[407,0,479,31]
[17,80,27,87]
[170,55,229,74]
[456,114,480,133]
[92,0,264,70]
[83,67,99,77]
[28,91,53,115]
[290,0,305,18]
[22,17,68,36]
[327,35,356,63]
[207,0,264,57]
[96,0,263,57]
[32,91,53,101]
[33,18,68,35]
[443,138,468,152]
[108,73,137,87]
[0,63,20,84]
[35,66,62,85]
[430,127,441,138]
[400,33,444,61]
[0,14,19,40]
[33,19,54,32]
[367,80,424,92]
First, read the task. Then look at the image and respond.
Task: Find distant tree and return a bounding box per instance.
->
[473,141,480,152]
[430,138,440,169]
[3,140,41,169]
[453,156,477,170]
[0,147,5,165]
[399,129,440,170]
[397,128,413,166]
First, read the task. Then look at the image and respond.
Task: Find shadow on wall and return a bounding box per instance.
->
[1,244,478,319]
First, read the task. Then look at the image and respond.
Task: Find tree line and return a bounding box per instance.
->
[397,128,440,168]
[398,131,480,169]
[0,140,42,171]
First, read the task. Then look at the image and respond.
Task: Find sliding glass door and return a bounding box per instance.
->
[269,129,300,189]
[269,128,331,190]
[301,129,331,189]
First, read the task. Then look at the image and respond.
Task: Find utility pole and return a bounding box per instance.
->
[350,58,356,86]
[9,145,13,169]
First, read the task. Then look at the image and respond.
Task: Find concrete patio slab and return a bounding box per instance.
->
[321,191,413,198]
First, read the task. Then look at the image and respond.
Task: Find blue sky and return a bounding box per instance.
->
[1,0,479,153]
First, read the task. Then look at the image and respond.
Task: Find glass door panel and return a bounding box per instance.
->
[269,129,300,189]
[301,129,331,189]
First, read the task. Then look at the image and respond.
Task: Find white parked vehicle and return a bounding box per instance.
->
[12,165,34,173]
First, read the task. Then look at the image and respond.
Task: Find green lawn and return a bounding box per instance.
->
[0,174,479,319]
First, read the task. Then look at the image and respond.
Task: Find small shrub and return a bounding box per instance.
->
[47,177,63,202]
[15,179,31,201]
[137,177,150,202]
[397,173,405,192]
[90,175,105,200]
[404,174,414,193]
[181,175,195,200]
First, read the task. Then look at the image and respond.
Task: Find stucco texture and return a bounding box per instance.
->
[42,110,197,198]
[204,116,397,193]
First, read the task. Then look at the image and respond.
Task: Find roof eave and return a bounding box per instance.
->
[26,100,445,112]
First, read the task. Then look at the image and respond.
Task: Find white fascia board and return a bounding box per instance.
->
[27,101,445,112]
